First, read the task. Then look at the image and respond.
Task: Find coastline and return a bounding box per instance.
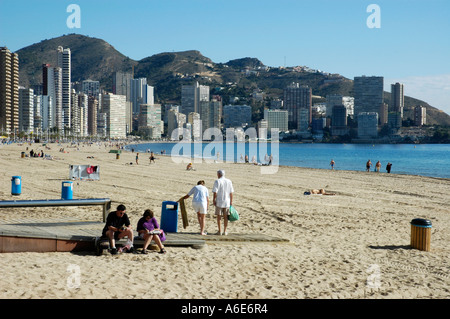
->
[0,142,449,299]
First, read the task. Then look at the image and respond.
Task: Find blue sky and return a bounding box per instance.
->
[1,0,449,114]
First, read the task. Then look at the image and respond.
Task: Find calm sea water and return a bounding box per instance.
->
[126,142,450,179]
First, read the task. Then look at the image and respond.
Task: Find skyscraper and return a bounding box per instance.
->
[283,82,312,130]
[0,47,19,135]
[353,76,384,117]
[57,46,71,132]
[101,93,127,138]
[130,78,154,115]
[18,87,34,134]
[42,63,63,131]
[391,82,404,117]
[181,82,209,116]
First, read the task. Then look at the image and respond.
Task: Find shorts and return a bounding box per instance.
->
[215,207,230,216]
[192,201,207,214]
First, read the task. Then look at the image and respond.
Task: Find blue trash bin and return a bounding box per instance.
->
[160,201,179,233]
[11,176,21,195]
[61,181,73,200]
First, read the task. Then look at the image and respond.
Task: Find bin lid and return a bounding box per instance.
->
[411,218,432,227]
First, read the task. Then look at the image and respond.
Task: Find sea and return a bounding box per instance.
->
[125,142,450,179]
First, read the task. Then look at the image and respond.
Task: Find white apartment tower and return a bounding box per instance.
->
[18,87,34,134]
[57,46,71,132]
[101,93,127,139]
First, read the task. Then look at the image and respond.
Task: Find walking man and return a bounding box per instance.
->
[212,170,234,236]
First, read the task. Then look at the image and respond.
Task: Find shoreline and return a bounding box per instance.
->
[0,142,449,299]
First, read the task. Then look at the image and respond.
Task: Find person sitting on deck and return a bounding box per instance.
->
[136,209,166,254]
[102,204,135,255]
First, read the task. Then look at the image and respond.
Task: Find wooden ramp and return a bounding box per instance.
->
[0,217,289,253]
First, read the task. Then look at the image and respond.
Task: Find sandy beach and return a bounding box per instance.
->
[0,141,449,299]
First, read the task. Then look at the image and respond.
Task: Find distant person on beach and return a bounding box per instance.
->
[186,163,195,171]
[182,180,210,235]
[304,189,336,196]
[375,161,381,172]
[149,152,155,164]
[136,209,166,254]
[245,155,249,163]
[136,153,139,165]
[386,162,392,173]
[366,160,372,172]
[213,170,234,236]
[330,159,335,170]
[102,204,135,255]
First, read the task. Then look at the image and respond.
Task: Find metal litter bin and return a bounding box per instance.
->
[410,218,432,251]
[11,176,21,195]
[61,181,73,200]
[160,201,179,233]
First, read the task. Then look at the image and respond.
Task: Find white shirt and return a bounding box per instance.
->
[188,185,209,204]
[212,177,234,208]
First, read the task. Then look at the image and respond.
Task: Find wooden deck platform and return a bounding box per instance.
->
[0,216,289,253]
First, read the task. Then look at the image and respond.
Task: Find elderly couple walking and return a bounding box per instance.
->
[183,169,234,236]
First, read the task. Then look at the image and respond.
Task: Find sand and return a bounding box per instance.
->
[0,141,449,299]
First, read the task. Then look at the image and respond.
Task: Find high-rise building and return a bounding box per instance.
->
[414,105,427,126]
[112,71,133,99]
[130,78,154,116]
[33,94,42,134]
[39,95,53,131]
[0,47,19,135]
[357,112,378,139]
[81,80,100,98]
[188,112,202,141]
[167,109,186,140]
[18,87,34,134]
[181,82,209,116]
[223,105,252,128]
[42,64,63,132]
[57,46,71,132]
[138,103,162,139]
[390,82,404,120]
[101,93,127,138]
[331,105,348,136]
[263,109,288,132]
[326,95,354,117]
[87,96,98,136]
[353,76,383,117]
[283,82,312,130]
[113,72,134,133]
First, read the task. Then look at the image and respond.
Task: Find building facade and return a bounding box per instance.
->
[283,82,312,130]
[0,47,19,135]
[353,76,384,117]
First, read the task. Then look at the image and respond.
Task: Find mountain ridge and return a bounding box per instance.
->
[15,33,450,126]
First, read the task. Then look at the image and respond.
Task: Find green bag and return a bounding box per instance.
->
[228,205,239,222]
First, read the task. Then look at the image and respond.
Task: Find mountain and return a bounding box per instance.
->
[17,33,137,89]
[16,34,450,126]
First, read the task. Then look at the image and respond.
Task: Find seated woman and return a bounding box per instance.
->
[136,209,167,254]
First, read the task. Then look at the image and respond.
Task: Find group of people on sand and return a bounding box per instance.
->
[102,204,167,255]
[366,160,393,173]
[102,169,234,255]
[182,169,234,236]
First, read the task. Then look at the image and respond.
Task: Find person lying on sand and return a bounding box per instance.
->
[304,189,336,195]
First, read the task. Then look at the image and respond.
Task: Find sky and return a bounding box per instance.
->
[1,0,449,114]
